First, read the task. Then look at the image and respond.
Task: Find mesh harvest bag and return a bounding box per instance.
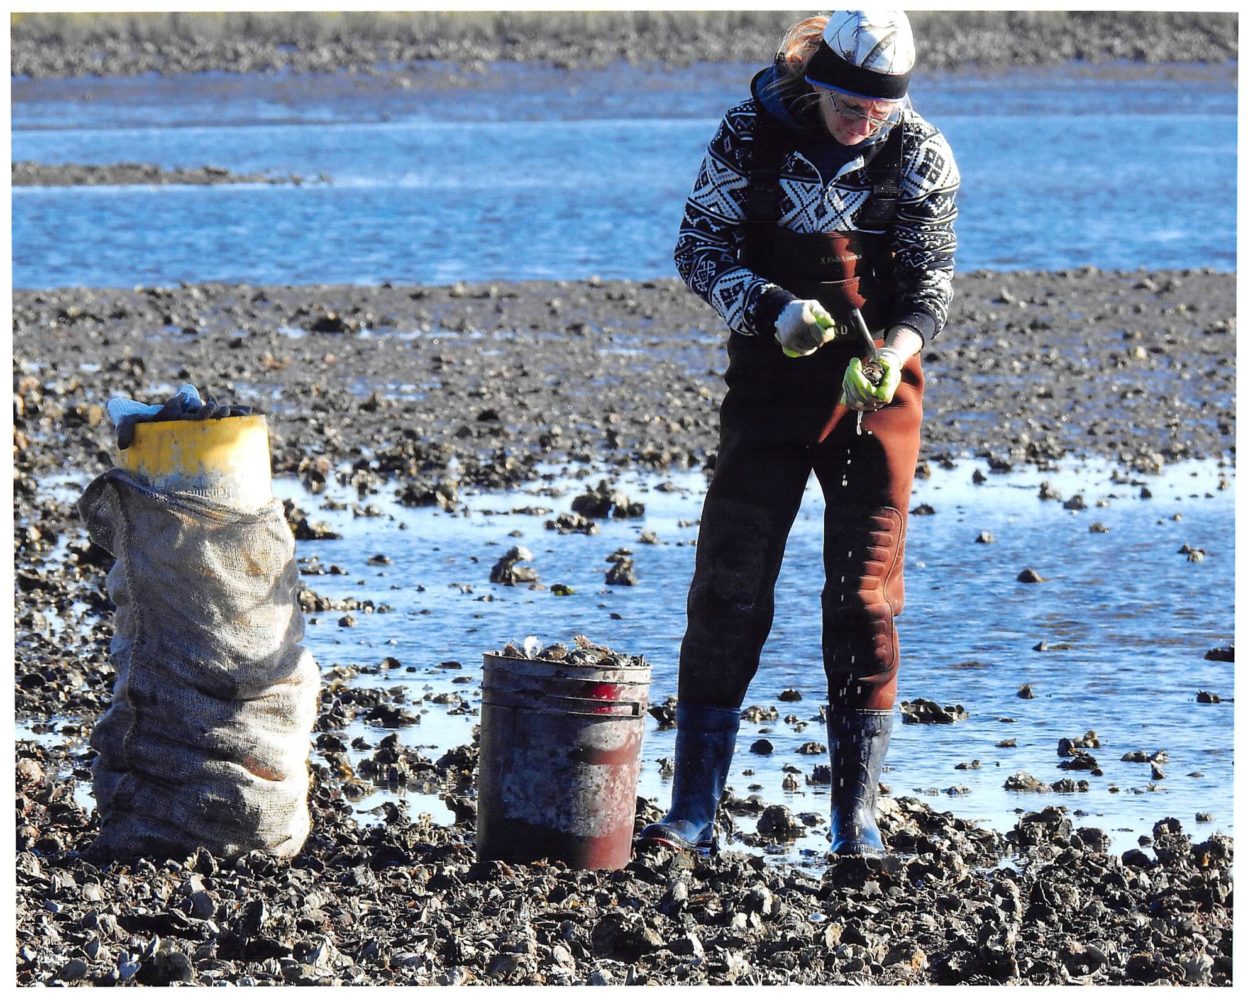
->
[78,469,319,861]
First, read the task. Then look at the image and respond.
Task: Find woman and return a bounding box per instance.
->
[638,10,959,856]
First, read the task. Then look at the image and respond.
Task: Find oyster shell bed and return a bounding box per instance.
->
[16,731,1233,986]
[12,272,1235,984]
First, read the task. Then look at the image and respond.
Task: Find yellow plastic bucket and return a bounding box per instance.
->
[114,414,273,511]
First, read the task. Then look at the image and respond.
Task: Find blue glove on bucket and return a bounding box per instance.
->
[107,384,253,449]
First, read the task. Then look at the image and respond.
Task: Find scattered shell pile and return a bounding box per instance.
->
[496,634,648,669]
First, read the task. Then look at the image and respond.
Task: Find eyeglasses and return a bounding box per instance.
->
[826,92,900,131]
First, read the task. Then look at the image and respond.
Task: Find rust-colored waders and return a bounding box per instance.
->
[678,330,923,713]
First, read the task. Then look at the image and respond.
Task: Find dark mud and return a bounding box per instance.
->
[12,271,1236,985]
[11,162,324,188]
[10,10,1238,79]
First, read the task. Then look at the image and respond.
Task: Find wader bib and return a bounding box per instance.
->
[678,99,924,713]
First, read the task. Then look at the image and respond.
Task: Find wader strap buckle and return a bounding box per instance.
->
[741,88,788,265]
[856,124,903,230]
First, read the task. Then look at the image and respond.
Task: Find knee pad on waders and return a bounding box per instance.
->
[822,506,905,708]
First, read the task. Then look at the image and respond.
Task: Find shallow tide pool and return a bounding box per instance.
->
[26,455,1234,868]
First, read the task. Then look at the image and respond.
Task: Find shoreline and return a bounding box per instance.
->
[10,11,1239,79]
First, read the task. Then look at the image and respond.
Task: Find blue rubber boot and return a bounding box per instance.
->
[637,703,740,854]
[827,707,893,855]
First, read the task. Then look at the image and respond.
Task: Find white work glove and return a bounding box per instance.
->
[841,347,905,411]
[774,299,843,357]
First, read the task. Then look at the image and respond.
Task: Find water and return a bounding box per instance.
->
[26,457,1234,865]
[11,62,1237,289]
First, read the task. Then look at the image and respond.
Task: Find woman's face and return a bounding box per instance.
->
[818,90,901,146]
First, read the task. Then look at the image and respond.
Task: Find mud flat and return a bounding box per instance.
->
[12,268,1236,494]
[12,270,1236,985]
[11,161,321,187]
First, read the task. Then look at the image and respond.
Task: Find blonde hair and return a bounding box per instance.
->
[775,15,829,81]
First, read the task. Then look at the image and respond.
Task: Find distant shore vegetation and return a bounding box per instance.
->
[10,9,1239,78]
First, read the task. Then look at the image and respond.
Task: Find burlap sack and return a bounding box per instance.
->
[78,469,319,861]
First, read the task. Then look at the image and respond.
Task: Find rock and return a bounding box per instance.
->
[605,550,637,586]
[1181,950,1214,985]
[546,511,598,535]
[590,912,662,962]
[571,480,644,519]
[749,739,774,754]
[1017,568,1045,583]
[899,699,967,724]
[756,806,802,841]
[1072,826,1110,852]
[1004,772,1052,793]
[1121,748,1166,763]
[669,933,705,958]
[188,890,217,919]
[1056,752,1099,771]
[295,935,341,969]
[490,546,538,585]
[1056,731,1099,754]
[15,758,44,786]
[647,697,676,729]
[57,958,89,982]
[885,939,928,971]
[741,705,778,723]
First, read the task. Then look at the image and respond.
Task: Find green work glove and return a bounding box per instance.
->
[841,347,904,410]
[775,299,843,358]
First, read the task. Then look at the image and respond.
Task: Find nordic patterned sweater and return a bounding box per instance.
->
[674,67,960,344]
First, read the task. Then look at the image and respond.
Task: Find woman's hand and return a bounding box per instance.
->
[840,325,923,410]
[775,299,843,357]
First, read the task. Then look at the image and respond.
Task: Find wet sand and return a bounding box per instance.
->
[12,271,1235,985]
